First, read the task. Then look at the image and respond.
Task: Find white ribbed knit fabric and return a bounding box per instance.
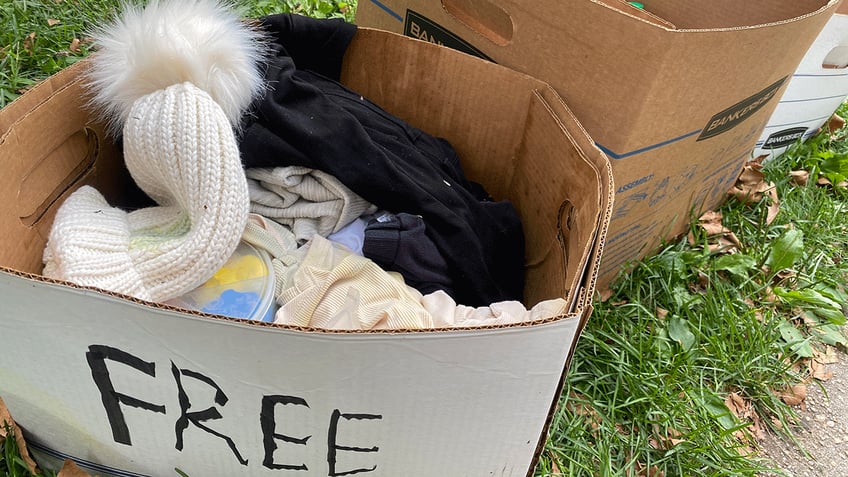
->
[42,0,264,302]
[43,82,249,302]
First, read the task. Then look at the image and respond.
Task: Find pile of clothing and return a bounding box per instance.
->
[42,0,566,330]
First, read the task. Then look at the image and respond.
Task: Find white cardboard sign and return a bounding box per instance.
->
[0,271,579,477]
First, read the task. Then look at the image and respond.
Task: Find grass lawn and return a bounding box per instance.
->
[2,1,848,476]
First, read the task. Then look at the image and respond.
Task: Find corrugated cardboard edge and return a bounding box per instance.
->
[522,87,614,475]
[0,265,585,334]
[0,60,91,135]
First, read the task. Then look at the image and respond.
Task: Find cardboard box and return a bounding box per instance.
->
[0,27,612,477]
[753,0,848,159]
[356,0,840,289]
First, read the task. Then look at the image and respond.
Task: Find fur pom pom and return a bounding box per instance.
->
[85,0,267,135]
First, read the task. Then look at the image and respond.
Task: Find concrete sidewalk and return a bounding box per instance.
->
[759,341,848,476]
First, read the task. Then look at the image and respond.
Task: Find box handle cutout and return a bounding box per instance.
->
[440,0,513,46]
[557,199,575,271]
[823,45,848,69]
[18,127,99,226]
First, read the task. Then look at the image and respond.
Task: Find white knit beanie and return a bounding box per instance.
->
[42,0,266,302]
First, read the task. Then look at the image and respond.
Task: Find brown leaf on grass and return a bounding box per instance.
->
[809,351,835,381]
[649,425,686,450]
[765,187,780,226]
[0,397,39,474]
[708,234,741,254]
[818,346,840,364]
[630,461,665,477]
[23,32,36,54]
[728,158,777,205]
[773,269,796,284]
[566,392,602,431]
[698,210,724,234]
[779,384,808,406]
[828,113,846,133]
[656,307,668,319]
[790,170,809,186]
[47,18,61,26]
[69,38,81,53]
[725,393,747,417]
[548,453,564,476]
[800,311,819,327]
[57,460,94,477]
[724,392,765,440]
[761,286,779,304]
[815,176,848,188]
[695,210,742,254]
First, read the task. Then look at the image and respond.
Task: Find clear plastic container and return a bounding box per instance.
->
[166,241,277,322]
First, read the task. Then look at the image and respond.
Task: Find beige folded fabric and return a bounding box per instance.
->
[275,234,434,330]
[246,166,377,242]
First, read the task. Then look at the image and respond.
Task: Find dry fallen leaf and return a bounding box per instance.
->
[566,392,602,431]
[695,210,742,254]
[47,18,61,26]
[725,392,765,440]
[790,170,809,186]
[57,460,94,477]
[779,384,808,406]
[69,37,81,53]
[0,397,39,474]
[828,113,846,133]
[631,461,665,477]
[765,187,780,225]
[809,350,835,381]
[728,158,777,205]
[549,452,564,476]
[819,346,840,364]
[23,32,36,54]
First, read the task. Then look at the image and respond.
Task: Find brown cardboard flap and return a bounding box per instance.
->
[509,92,600,309]
[0,64,125,273]
[343,28,611,308]
[638,0,833,29]
[341,28,531,201]
[440,0,514,45]
[594,0,676,29]
[534,87,614,312]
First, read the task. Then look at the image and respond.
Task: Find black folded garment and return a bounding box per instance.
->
[238,13,525,306]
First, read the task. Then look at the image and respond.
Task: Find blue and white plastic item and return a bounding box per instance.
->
[165,241,277,322]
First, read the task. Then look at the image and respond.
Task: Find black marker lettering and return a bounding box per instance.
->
[260,395,311,471]
[86,345,165,445]
[171,362,248,466]
[327,410,382,476]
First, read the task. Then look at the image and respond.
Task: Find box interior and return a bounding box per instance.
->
[0,28,607,311]
[608,0,832,29]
